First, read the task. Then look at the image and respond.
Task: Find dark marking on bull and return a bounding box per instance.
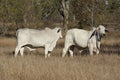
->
[22,44,44,49]
[89,29,101,50]
[89,30,96,39]
[57,29,61,33]
[96,32,101,41]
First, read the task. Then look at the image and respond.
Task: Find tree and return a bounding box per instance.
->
[59,0,70,32]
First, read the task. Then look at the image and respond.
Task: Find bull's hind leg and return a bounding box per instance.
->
[26,47,36,54]
[62,43,72,57]
[15,45,22,57]
[88,44,94,55]
[20,47,24,56]
[69,45,75,57]
[62,48,67,57]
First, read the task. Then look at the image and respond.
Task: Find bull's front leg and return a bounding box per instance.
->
[69,45,75,57]
[47,53,51,57]
[20,47,24,56]
[69,49,73,57]
[45,50,48,58]
[47,42,56,58]
[45,44,50,58]
[96,41,101,55]
[96,49,99,55]
[88,43,94,55]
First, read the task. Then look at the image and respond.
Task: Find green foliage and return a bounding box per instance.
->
[0,0,119,29]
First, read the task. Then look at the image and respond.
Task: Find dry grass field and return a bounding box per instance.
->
[0,26,120,80]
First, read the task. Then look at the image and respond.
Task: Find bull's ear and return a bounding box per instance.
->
[96,27,100,31]
[57,29,61,33]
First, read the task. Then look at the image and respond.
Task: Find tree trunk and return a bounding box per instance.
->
[23,13,28,27]
[61,0,69,32]
[91,0,94,27]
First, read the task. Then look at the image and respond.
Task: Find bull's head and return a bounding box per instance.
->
[96,25,109,37]
[89,25,109,41]
[93,25,108,41]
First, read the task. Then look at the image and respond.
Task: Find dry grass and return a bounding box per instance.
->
[0,27,120,80]
[0,37,16,47]
[0,55,120,80]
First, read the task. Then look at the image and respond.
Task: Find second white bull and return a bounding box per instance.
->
[62,25,108,57]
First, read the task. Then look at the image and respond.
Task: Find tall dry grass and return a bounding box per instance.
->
[0,55,120,80]
[0,26,120,80]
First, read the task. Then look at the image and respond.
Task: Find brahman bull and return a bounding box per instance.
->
[62,25,108,57]
[15,27,62,58]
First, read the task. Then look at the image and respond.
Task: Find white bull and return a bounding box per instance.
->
[15,27,62,58]
[62,25,108,57]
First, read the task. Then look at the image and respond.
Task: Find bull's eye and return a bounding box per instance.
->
[105,29,109,32]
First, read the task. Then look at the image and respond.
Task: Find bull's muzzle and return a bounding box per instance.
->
[103,34,105,37]
[101,33,106,37]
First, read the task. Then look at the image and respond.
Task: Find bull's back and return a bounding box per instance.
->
[16,28,59,47]
[28,29,54,46]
